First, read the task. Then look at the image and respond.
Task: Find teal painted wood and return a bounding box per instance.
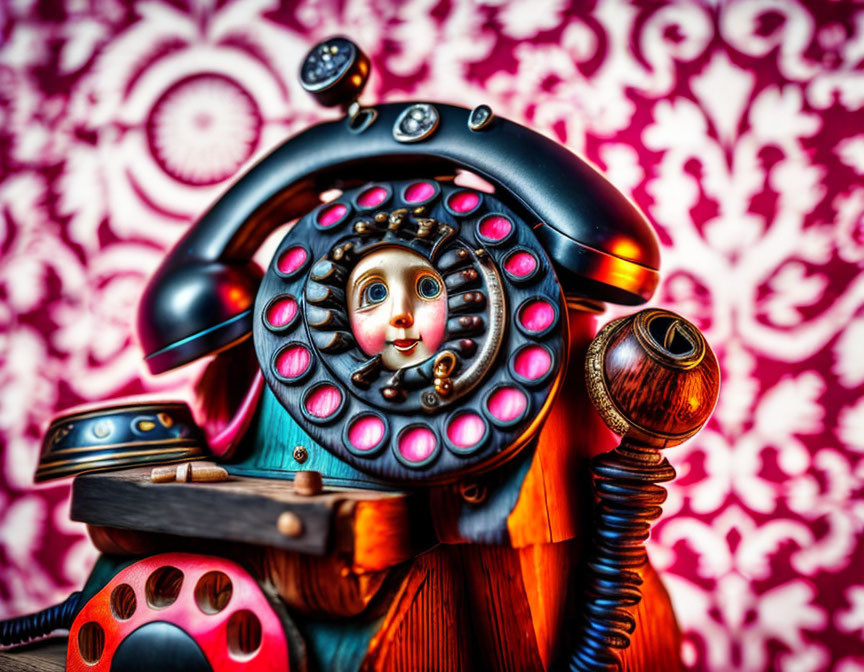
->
[456,444,535,544]
[80,554,139,606]
[228,386,392,490]
[296,613,385,672]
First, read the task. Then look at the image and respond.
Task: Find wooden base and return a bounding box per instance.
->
[72,467,418,566]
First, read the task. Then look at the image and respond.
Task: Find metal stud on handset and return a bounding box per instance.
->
[299,37,370,110]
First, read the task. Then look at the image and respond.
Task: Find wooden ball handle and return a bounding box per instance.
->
[585,309,720,448]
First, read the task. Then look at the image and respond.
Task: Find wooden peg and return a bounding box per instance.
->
[277,512,304,538]
[150,461,229,484]
[189,462,229,482]
[176,462,192,482]
[293,470,323,496]
[150,465,177,483]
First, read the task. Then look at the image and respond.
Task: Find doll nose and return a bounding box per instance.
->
[390,291,414,328]
[390,312,414,328]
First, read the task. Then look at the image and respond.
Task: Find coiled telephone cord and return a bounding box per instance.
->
[570,439,675,671]
[0,591,81,648]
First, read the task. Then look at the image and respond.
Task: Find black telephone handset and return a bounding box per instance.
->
[137,39,659,377]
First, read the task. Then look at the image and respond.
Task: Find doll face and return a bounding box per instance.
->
[347,247,448,370]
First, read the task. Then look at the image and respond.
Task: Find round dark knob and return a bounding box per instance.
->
[585,309,720,447]
[299,37,370,109]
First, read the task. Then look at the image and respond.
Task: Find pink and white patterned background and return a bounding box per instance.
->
[1,0,863,669]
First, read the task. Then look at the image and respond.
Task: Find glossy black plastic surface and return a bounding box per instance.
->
[299,37,370,108]
[139,260,261,373]
[138,102,659,373]
[110,622,212,672]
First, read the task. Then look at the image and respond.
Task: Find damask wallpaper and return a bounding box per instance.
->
[1,1,863,670]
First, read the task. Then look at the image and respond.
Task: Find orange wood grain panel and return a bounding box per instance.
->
[426,482,464,545]
[517,540,581,670]
[261,547,389,618]
[346,498,414,573]
[361,547,471,672]
[257,496,412,617]
[87,525,166,555]
[459,544,545,671]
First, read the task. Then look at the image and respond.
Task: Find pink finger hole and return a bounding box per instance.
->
[265,296,298,329]
[347,415,386,453]
[486,387,528,424]
[513,345,552,382]
[404,181,436,203]
[316,203,348,228]
[504,251,538,279]
[304,384,343,420]
[447,190,480,214]
[357,186,389,209]
[274,345,311,381]
[276,246,308,276]
[447,413,487,452]
[518,299,556,334]
[397,426,438,465]
[478,215,512,242]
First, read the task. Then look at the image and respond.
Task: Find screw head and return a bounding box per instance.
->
[459,480,487,504]
[292,445,308,464]
[393,103,440,143]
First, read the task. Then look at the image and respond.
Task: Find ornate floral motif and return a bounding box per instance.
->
[1,1,863,669]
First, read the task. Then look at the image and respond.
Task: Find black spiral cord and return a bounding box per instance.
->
[569,439,676,671]
[0,591,81,648]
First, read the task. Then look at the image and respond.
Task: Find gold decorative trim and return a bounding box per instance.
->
[584,317,630,437]
[37,446,203,470]
[447,249,507,404]
[632,309,705,371]
[42,438,201,457]
[49,402,190,424]
[34,449,204,481]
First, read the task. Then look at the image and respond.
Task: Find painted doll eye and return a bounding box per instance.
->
[417,275,442,300]
[361,281,388,306]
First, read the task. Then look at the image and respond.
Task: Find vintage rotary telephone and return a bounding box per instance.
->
[135,35,665,485]
[2,37,718,672]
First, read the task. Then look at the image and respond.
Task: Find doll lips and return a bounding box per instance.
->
[391,338,420,353]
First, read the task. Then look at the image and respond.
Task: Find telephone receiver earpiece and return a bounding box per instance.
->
[137,37,660,374]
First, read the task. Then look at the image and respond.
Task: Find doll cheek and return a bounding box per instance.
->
[418,300,447,352]
[350,312,387,355]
